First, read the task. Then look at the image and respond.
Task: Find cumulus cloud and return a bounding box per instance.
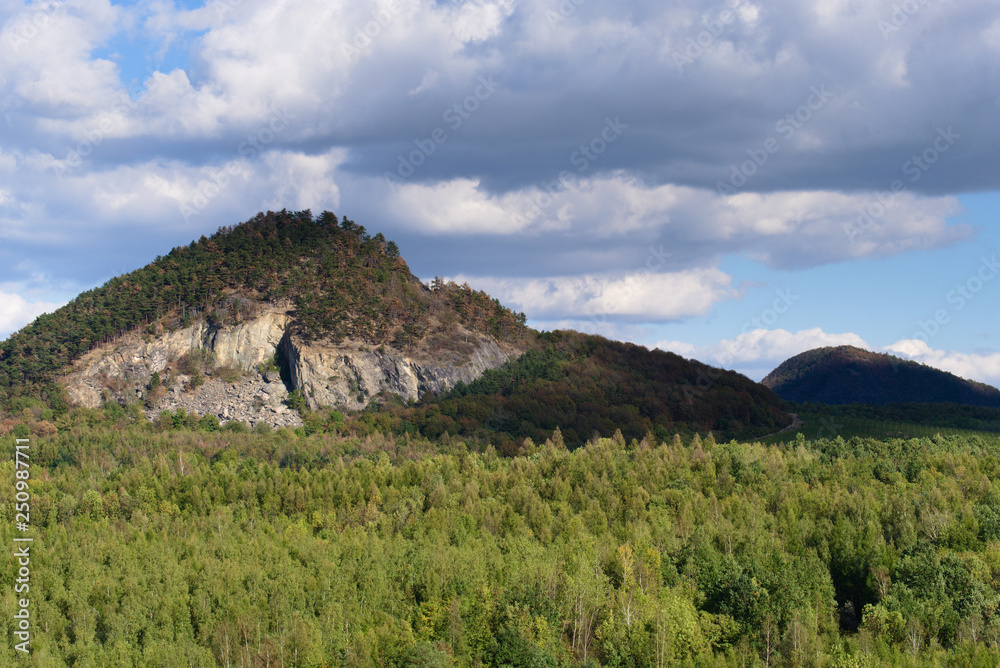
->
[0,291,62,339]
[373,174,969,271]
[4,0,999,194]
[657,327,873,380]
[884,339,1000,388]
[0,0,997,349]
[452,267,738,321]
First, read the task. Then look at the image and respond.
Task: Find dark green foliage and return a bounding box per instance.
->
[763,345,1000,407]
[399,642,454,667]
[286,390,309,416]
[383,330,790,449]
[792,401,1000,434]
[483,626,558,668]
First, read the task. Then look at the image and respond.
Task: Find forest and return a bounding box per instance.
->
[3,403,1000,667]
[2,209,999,666]
[372,329,790,451]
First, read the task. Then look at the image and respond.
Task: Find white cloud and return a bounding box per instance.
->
[453,267,738,320]
[387,178,535,235]
[376,173,968,270]
[0,0,998,368]
[1,0,122,110]
[656,327,872,380]
[884,339,1000,388]
[0,291,62,338]
[6,147,345,231]
[705,328,871,366]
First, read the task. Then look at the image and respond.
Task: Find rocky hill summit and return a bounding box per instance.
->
[0,210,529,423]
[0,208,792,441]
[63,306,517,428]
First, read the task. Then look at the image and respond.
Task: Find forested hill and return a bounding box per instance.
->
[376,330,792,449]
[763,345,1000,407]
[0,209,528,406]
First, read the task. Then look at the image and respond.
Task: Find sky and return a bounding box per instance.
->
[1,0,999,387]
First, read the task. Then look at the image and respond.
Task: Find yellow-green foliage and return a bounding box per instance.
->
[2,427,1000,666]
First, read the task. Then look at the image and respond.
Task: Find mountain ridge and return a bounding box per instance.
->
[762,345,1000,407]
[0,209,791,442]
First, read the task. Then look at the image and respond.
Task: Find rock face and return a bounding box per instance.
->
[284,337,513,411]
[63,311,290,409]
[62,309,519,426]
[143,374,303,430]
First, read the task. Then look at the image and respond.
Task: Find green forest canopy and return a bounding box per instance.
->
[374,330,790,450]
[4,417,1000,666]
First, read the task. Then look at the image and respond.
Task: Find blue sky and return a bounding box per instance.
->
[1,0,999,386]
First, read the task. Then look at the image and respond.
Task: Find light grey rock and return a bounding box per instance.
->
[284,335,514,411]
[64,311,290,408]
[62,307,521,428]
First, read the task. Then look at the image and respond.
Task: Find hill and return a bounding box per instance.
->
[762,345,1000,407]
[0,209,529,410]
[0,209,790,442]
[366,329,792,450]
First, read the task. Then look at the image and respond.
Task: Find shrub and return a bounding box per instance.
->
[216,365,242,383]
[223,420,250,433]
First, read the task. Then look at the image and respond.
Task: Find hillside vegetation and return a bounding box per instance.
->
[5,419,1000,666]
[372,330,790,450]
[762,346,1000,407]
[0,210,796,446]
[0,210,528,406]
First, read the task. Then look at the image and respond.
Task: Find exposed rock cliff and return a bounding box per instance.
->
[62,309,521,426]
[284,336,514,411]
[64,311,290,409]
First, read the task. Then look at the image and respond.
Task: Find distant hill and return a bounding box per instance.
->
[762,345,1000,407]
